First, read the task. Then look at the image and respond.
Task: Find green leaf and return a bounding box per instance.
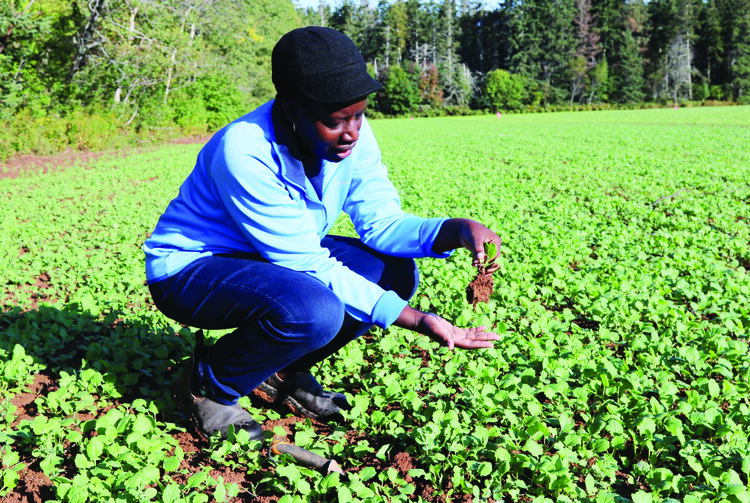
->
[337,485,353,503]
[359,466,377,481]
[558,412,574,434]
[163,455,181,472]
[318,472,340,492]
[484,242,498,263]
[592,438,610,452]
[524,438,544,457]
[133,415,153,435]
[186,469,208,489]
[276,464,301,482]
[376,443,390,460]
[729,492,750,503]
[585,474,597,495]
[495,446,511,475]
[742,456,750,476]
[162,484,181,503]
[476,461,492,477]
[631,491,653,503]
[86,436,104,462]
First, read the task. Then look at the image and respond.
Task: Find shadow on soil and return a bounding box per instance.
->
[0,304,192,412]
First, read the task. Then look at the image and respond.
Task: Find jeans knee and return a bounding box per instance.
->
[276,288,345,351]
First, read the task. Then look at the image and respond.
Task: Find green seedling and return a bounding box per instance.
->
[483,241,498,268]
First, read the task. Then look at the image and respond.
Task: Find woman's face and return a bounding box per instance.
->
[290,99,368,163]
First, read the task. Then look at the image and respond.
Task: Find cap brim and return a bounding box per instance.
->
[298,70,383,105]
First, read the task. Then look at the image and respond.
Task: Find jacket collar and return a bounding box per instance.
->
[271,99,308,191]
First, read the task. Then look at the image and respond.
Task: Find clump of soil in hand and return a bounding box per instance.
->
[466,265,494,310]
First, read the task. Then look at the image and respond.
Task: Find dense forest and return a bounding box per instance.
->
[1,0,748,159]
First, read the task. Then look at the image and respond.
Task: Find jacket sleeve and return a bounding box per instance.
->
[343,118,451,259]
[210,122,407,328]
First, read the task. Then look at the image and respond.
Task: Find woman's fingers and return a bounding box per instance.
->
[421,314,500,350]
[451,327,501,349]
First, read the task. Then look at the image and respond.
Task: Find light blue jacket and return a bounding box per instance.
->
[144,100,449,328]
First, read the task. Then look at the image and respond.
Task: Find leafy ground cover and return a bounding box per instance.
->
[1,106,749,502]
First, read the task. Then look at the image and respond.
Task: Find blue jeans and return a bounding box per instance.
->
[149,236,418,405]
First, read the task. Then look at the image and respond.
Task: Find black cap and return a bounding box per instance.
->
[272,26,383,105]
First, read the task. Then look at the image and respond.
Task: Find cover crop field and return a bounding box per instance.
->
[1,106,749,503]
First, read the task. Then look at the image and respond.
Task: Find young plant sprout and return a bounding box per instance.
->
[483,241,498,272]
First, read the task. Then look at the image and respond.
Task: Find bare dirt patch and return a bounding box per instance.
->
[11,372,55,427]
[1,150,112,180]
[3,459,55,503]
[0,135,210,180]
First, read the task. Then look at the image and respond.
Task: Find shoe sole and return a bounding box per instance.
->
[257,380,326,420]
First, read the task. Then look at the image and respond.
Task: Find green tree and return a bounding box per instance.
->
[568,55,588,104]
[511,0,577,105]
[330,0,379,59]
[457,1,513,75]
[377,0,409,68]
[0,0,79,118]
[616,27,646,103]
[484,68,526,111]
[378,64,419,115]
[571,0,602,104]
[435,0,462,105]
[588,53,609,102]
[404,0,432,66]
[592,0,646,104]
[718,0,750,101]
[644,0,697,102]
[694,0,723,96]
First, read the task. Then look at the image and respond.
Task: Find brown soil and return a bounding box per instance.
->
[3,459,54,503]
[0,135,210,180]
[466,268,494,310]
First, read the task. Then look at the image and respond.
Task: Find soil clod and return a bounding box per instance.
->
[466,267,494,310]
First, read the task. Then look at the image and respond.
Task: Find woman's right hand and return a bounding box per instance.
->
[416,313,499,350]
[395,307,499,350]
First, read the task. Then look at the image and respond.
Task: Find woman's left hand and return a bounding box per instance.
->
[454,219,502,273]
[433,218,502,272]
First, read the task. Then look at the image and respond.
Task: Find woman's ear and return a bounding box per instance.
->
[281,101,300,126]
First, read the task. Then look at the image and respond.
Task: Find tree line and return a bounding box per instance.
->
[1,0,748,159]
[310,0,749,113]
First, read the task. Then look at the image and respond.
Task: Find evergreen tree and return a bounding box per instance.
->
[511,0,577,105]
[377,0,409,68]
[591,0,647,104]
[457,3,513,75]
[616,27,646,103]
[718,0,750,101]
[571,0,601,103]
[694,0,724,98]
[436,0,465,106]
[330,0,379,63]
